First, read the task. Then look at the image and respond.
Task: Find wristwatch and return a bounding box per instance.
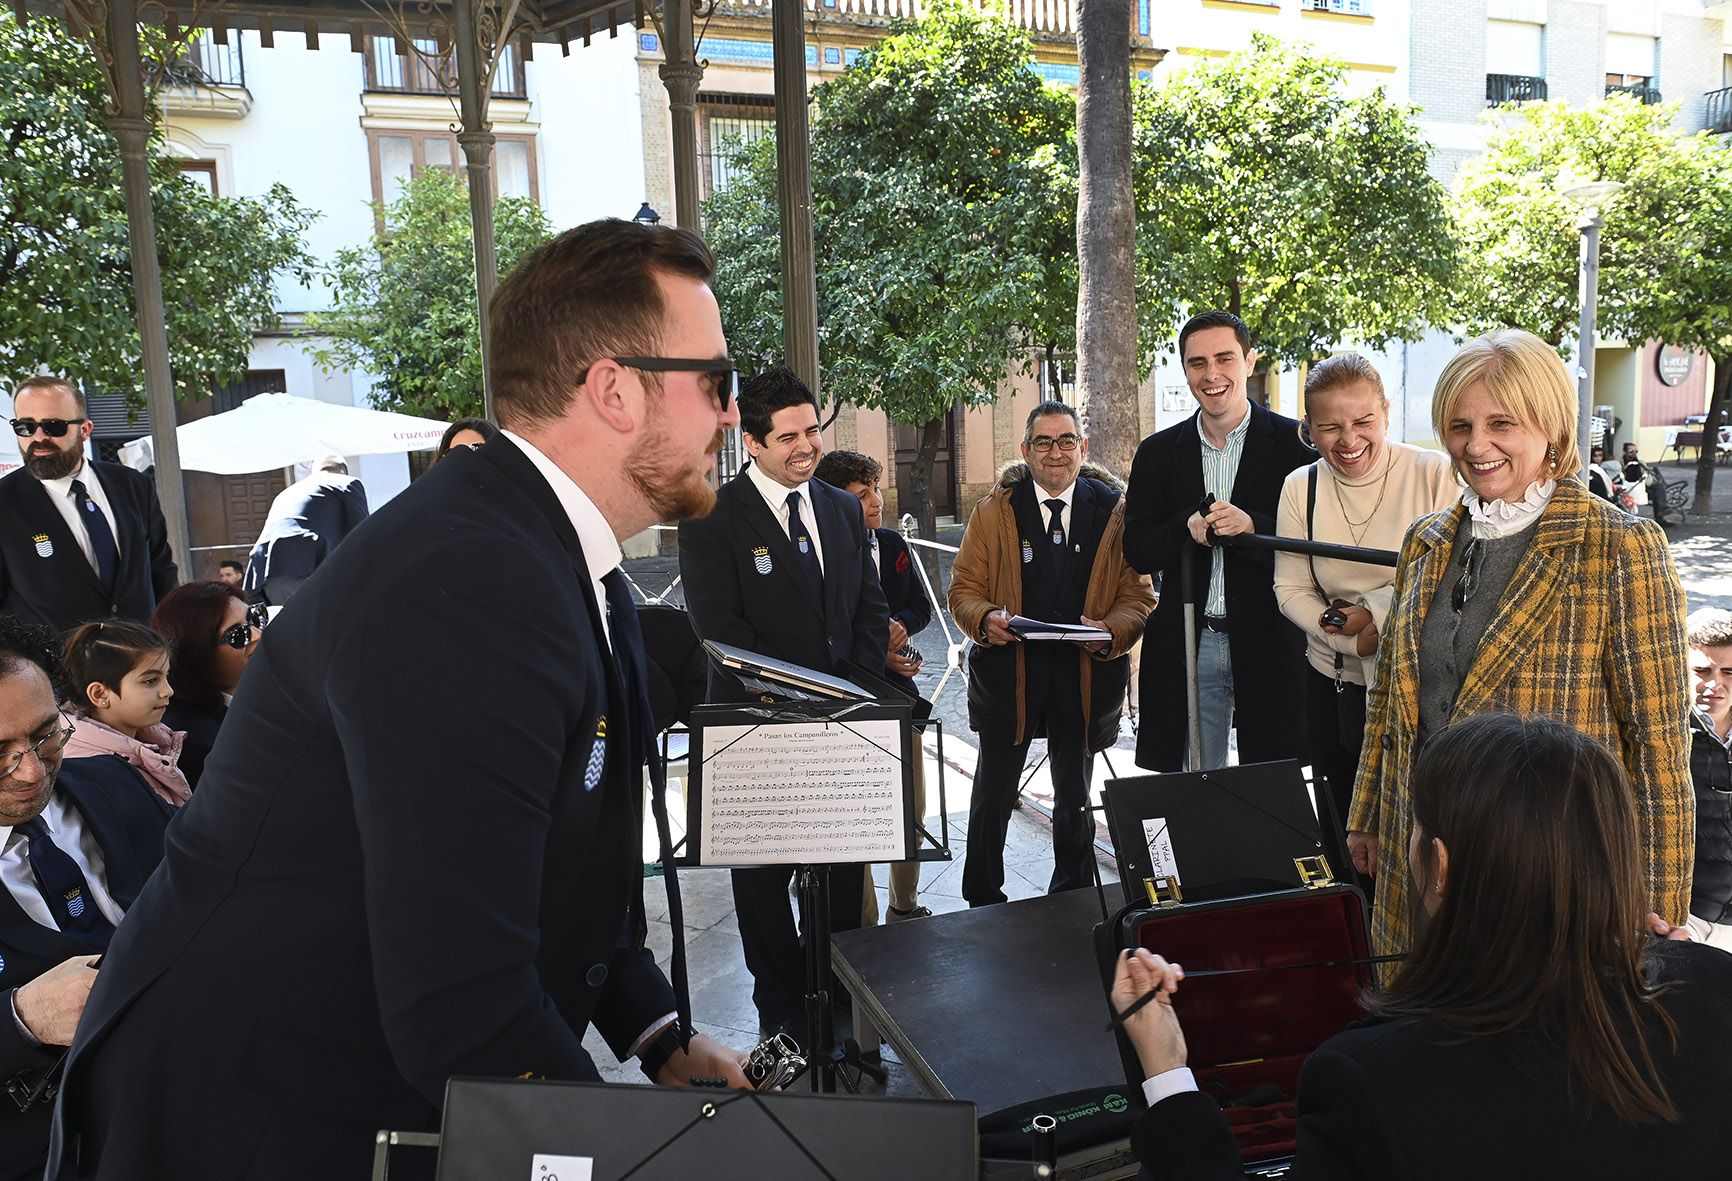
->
[638,1020,691,1082]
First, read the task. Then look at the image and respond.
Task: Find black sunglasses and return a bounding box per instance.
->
[218,603,271,649]
[10,417,87,438]
[1450,536,1481,613]
[610,357,738,411]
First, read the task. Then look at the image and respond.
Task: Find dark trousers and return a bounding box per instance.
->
[963,681,1096,906]
[732,862,865,1029]
[1304,666,1370,894]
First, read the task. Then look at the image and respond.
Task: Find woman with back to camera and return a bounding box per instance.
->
[1117,713,1732,1181]
[1274,355,1456,881]
[1343,328,1692,959]
[150,581,262,789]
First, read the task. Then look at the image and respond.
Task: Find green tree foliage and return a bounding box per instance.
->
[1452,95,1732,501]
[309,169,552,421]
[703,0,1076,533]
[0,14,315,402]
[1132,33,1456,370]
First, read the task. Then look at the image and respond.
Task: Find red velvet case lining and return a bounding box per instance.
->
[1133,889,1369,1162]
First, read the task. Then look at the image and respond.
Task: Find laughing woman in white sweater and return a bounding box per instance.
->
[1275,355,1457,880]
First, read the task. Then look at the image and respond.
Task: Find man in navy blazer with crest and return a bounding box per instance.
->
[677,366,890,1038]
[0,615,173,1181]
[1,378,177,636]
[49,220,752,1180]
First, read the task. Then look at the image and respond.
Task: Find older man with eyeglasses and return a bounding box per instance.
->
[0,378,178,635]
[947,401,1154,907]
[0,613,174,1179]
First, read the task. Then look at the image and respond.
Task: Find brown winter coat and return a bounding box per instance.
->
[948,462,1156,751]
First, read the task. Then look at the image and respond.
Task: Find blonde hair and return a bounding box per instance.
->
[1431,329,1581,481]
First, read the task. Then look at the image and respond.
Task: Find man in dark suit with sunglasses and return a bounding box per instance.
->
[50,220,751,1181]
[0,379,177,635]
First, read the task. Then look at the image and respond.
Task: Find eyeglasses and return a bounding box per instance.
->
[1027,434,1082,454]
[1,718,74,779]
[10,417,87,438]
[218,603,271,650]
[610,357,739,411]
[1450,536,1481,613]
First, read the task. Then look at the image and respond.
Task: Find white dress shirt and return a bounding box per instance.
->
[1198,404,1251,617]
[501,430,623,649]
[0,792,127,933]
[37,458,122,576]
[1141,1066,1199,1108]
[747,461,825,574]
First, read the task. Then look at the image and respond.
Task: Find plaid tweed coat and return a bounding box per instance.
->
[1347,478,1693,957]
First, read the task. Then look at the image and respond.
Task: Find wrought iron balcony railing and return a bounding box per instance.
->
[1605,83,1661,104]
[364,36,527,99]
[1704,85,1732,133]
[1486,73,1547,104]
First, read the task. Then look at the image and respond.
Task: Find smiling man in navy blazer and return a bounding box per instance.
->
[677,366,889,1039]
[0,378,177,635]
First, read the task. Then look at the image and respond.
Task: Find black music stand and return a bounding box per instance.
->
[434,1076,977,1180]
[1100,759,1329,907]
[685,693,919,1094]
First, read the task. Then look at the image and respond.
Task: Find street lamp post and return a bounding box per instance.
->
[1562,179,1624,469]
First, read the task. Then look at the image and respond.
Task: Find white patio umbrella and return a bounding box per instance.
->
[119,393,452,475]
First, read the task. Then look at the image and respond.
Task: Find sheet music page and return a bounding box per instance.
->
[699,720,907,865]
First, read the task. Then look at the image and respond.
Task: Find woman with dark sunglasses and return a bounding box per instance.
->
[149,581,264,789]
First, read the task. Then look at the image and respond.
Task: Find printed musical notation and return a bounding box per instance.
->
[699,720,907,865]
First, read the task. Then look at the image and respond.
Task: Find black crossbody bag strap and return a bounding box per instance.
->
[1306,462,1346,688]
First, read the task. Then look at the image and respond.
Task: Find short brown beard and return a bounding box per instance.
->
[626,427,723,523]
[24,445,82,482]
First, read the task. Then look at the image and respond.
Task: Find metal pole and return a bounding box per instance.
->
[453,0,498,421]
[1576,208,1603,467]
[658,0,704,230]
[1180,541,1202,771]
[106,0,191,575]
[771,0,821,400]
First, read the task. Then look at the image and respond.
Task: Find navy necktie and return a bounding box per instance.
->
[69,478,118,589]
[602,568,692,1052]
[16,818,113,948]
[1045,498,1068,580]
[785,491,825,597]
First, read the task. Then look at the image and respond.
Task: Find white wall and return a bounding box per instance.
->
[1146,0,1411,101]
[529,34,649,229]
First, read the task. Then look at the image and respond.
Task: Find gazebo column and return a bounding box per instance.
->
[658,0,703,229]
[771,0,820,398]
[453,0,499,419]
[106,0,191,572]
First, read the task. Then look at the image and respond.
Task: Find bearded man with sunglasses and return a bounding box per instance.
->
[49,220,751,1180]
[0,379,177,635]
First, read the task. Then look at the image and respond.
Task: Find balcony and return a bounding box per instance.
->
[1606,82,1661,104]
[1486,73,1547,105]
[1706,85,1732,134]
[364,36,527,99]
[162,32,251,119]
[716,0,1081,37]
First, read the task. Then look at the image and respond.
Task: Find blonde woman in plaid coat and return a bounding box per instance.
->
[1347,330,1692,958]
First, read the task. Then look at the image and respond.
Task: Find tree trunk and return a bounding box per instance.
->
[1694,356,1729,509]
[1073,0,1138,481]
[907,415,946,541]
